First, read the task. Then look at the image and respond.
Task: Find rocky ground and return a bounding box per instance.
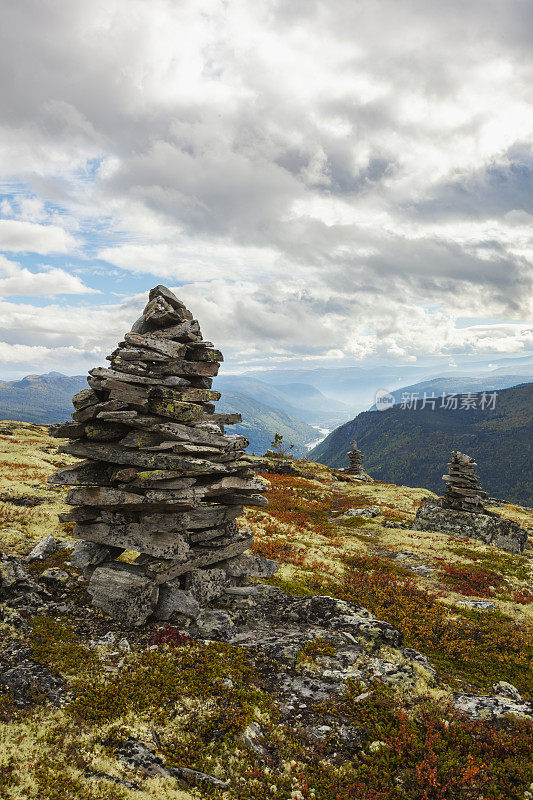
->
[0,421,532,800]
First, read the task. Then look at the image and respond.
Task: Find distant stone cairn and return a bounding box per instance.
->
[347,440,363,474]
[48,285,279,626]
[442,451,489,512]
[412,450,528,554]
[345,440,372,481]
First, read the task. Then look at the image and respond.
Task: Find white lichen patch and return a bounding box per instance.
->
[0,422,75,555]
[0,710,195,800]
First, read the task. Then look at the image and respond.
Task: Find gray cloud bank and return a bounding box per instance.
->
[0,0,531,375]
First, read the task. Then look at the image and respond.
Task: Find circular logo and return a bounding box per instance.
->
[375,388,395,411]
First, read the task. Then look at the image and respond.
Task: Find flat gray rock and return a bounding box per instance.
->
[413,501,528,553]
[26,535,59,562]
[87,566,159,627]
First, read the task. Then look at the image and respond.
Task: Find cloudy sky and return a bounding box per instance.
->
[0,0,531,379]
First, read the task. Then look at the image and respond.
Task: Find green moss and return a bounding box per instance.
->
[70,642,270,727]
[0,693,18,724]
[33,755,128,800]
[262,572,321,597]
[0,755,19,793]
[297,637,337,664]
[30,616,99,677]
[26,547,73,577]
[339,517,369,529]
[352,532,382,542]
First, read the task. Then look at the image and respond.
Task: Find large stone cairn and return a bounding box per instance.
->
[48,285,279,626]
[441,451,488,512]
[412,449,528,554]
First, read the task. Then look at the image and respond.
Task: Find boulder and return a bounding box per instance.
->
[343,506,380,518]
[216,554,279,578]
[185,567,229,604]
[412,501,528,554]
[87,566,159,626]
[154,583,200,621]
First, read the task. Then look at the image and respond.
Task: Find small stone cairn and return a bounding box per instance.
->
[344,440,371,481]
[441,451,488,511]
[48,285,279,626]
[412,450,528,554]
[347,440,363,474]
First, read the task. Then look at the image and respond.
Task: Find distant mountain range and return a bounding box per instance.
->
[1,370,532,477]
[0,373,88,424]
[213,376,351,455]
[214,389,318,456]
[213,375,349,426]
[0,372,323,456]
[309,383,533,506]
[368,374,533,410]
[240,355,533,412]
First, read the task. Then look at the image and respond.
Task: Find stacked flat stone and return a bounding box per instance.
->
[412,449,528,554]
[441,451,489,512]
[48,285,278,626]
[346,440,364,475]
[343,440,371,481]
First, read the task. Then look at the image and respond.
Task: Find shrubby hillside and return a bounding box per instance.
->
[368,375,533,410]
[213,388,318,456]
[0,373,87,424]
[0,422,532,798]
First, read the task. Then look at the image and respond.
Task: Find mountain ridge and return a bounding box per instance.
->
[0,372,321,455]
[309,382,533,506]
[368,375,533,410]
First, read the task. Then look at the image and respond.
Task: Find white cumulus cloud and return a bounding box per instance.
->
[0,220,77,255]
[0,256,98,296]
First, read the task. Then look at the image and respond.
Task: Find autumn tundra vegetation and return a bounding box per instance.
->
[0,421,532,799]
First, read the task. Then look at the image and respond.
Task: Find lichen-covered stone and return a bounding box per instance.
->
[154,582,200,621]
[87,565,159,626]
[185,567,229,604]
[25,535,59,563]
[185,583,533,728]
[217,554,279,578]
[492,681,522,702]
[450,691,533,725]
[342,506,380,518]
[69,540,117,569]
[412,501,528,553]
